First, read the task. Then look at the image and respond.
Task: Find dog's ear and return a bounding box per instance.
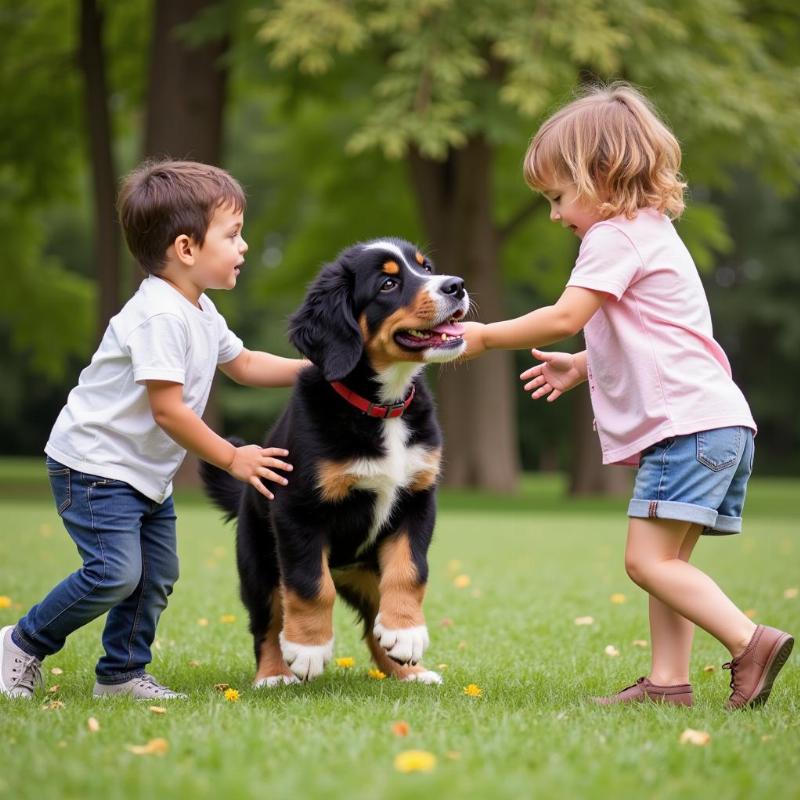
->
[288,259,363,381]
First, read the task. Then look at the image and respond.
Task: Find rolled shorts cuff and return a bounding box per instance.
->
[705,514,742,536]
[95,667,147,685]
[628,499,718,529]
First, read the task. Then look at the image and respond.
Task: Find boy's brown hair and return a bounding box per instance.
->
[117,159,246,274]
[524,83,686,220]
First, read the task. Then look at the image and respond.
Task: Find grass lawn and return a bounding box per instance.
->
[1,469,798,799]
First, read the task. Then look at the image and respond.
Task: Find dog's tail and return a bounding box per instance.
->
[199,436,245,521]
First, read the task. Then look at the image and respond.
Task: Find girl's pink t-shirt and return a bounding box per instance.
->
[567,208,755,466]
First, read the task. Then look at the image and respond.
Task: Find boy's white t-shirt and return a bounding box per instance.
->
[45,275,243,502]
[566,208,755,466]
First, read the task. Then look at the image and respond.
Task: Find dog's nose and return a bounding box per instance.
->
[439,277,465,300]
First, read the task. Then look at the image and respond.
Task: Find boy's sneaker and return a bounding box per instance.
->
[93,673,187,700]
[0,625,43,699]
[723,624,794,709]
[592,676,693,706]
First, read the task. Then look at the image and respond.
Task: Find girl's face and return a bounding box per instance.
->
[543,183,602,239]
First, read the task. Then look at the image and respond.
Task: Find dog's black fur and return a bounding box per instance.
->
[201,237,468,685]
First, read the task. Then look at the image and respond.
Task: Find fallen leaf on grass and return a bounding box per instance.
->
[457,641,468,650]
[609,593,627,604]
[436,664,449,671]
[50,667,63,675]
[702,665,716,673]
[0,595,12,609]
[680,729,711,746]
[604,645,620,657]
[632,640,649,648]
[783,587,798,599]
[335,657,355,668]
[148,706,167,715]
[47,685,60,694]
[42,700,64,710]
[127,738,169,756]
[214,683,230,692]
[574,616,594,626]
[188,660,202,668]
[367,669,386,680]
[220,614,236,624]
[87,717,100,733]
[394,750,437,773]
[463,683,482,697]
[453,575,471,589]
[391,721,410,737]
[223,688,240,702]
[196,618,209,627]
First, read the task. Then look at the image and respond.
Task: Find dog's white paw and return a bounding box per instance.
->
[279,633,334,681]
[253,674,300,689]
[373,614,429,664]
[401,669,442,685]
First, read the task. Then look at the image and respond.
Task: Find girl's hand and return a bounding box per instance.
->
[520,349,584,402]
[460,322,488,360]
[227,445,293,500]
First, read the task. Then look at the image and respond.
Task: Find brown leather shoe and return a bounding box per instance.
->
[592,676,693,706]
[723,625,794,710]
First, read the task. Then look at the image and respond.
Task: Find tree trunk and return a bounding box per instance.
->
[143,0,230,487]
[568,385,632,496]
[408,137,519,492]
[78,0,120,343]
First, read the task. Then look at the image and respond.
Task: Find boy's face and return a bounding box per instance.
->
[191,203,248,291]
[543,183,601,240]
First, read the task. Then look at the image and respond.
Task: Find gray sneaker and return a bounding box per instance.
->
[0,625,43,699]
[93,673,187,700]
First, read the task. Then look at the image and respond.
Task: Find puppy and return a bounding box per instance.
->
[201,237,468,686]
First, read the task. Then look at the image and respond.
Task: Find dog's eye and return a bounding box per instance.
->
[421,263,433,273]
[380,278,398,292]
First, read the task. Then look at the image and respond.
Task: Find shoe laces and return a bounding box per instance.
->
[13,652,43,694]
[135,673,179,696]
[722,660,740,698]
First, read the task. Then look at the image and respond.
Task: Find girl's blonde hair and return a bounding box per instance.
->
[524,83,686,219]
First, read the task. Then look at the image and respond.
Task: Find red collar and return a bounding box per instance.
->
[329,381,415,419]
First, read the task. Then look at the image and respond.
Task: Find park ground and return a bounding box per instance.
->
[0,460,798,800]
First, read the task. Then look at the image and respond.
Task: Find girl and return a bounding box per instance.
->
[463,83,793,709]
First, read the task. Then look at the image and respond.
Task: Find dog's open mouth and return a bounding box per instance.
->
[394,318,465,351]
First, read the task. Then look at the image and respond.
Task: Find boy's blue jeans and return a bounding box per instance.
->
[12,458,179,684]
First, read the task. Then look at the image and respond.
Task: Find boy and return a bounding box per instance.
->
[1,160,305,700]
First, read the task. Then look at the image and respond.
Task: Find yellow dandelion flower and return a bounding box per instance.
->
[224,688,240,702]
[453,574,471,589]
[463,683,482,697]
[0,595,12,609]
[609,593,627,604]
[394,750,437,773]
[335,657,355,668]
[368,668,386,680]
[220,614,236,624]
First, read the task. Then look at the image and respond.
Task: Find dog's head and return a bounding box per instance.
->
[289,238,469,382]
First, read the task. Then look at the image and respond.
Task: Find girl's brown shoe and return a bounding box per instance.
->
[723,625,794,710]
[592,676,693,707]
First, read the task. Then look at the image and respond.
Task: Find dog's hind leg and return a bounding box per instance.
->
[334,568,442,684]
[252,589,298,688]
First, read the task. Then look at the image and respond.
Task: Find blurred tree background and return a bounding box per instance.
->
[1,0,799,491]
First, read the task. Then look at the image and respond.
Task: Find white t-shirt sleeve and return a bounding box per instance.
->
[217,317,244,365]
[127,314,190,385]
[567,223,643,300]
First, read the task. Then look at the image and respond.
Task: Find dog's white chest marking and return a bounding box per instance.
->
[344,418,433,551]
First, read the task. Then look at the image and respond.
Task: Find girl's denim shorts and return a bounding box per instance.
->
[628,426,755,535]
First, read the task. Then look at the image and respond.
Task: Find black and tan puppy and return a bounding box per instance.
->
[201,238,468,686]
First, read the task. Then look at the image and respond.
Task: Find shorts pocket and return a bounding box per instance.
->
[47,466,72,515]
[696,427,741,472]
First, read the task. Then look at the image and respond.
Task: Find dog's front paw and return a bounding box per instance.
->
[279,633,334,681]
[373,613,429,664]
[401,669,443,685]
[253,674,300,689]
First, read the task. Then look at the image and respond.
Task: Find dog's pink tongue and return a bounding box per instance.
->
[430,321,465,337]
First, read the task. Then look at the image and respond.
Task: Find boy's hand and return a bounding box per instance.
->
[460,322,488,360]
[227,445,293,500]
[520,349,584,402]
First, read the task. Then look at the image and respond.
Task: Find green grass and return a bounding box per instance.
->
[1,475,799,800]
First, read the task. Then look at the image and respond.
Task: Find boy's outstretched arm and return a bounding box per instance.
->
[145,380,292,499]
[521,349,587,402]
[218,350,310,388]
[461,287,605,359]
